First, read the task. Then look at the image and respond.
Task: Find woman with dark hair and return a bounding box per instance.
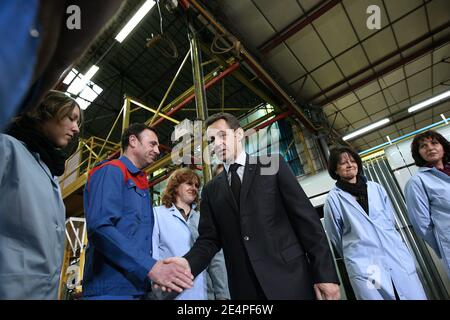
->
[0,90,81,299]
[405,130,450,278]
[323,147,426,300]
[151,168,230,300]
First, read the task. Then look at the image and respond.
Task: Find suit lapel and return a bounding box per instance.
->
[241,155,257,203]
[218,170,239,214]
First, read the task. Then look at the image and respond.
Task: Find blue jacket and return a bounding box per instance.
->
[0,0,40,130]
[82,156,156,297]
[324,181,426,300]
[405,166,450,278]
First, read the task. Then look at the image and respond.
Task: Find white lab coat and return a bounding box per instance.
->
[405,166,450,278]
[324,181,426,300]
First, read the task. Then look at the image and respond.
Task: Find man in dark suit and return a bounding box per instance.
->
[166,112,340,300]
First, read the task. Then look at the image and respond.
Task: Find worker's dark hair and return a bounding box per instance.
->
[328,147,363,180]
[411,130,450,167]
[121,123,157,151]
[205,112,241,130]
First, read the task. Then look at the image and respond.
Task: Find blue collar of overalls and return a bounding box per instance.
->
[119,155,143,175]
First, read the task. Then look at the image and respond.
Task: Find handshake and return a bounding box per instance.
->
[147,257,193,293]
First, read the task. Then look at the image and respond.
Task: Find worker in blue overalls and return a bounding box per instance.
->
[83,123,193,300]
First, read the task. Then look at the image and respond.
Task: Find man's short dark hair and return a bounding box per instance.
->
[205,112,241,130]
[411,130,450,167]
[328,147,363,180]
[121,123,157,151]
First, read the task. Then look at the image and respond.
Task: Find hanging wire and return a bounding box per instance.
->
[146,0,178,58]
[156,0,164,34]
[211,32,234,54]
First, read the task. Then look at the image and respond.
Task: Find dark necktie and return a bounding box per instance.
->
[229,163,241,206]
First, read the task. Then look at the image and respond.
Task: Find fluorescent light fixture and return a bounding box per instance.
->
[62,68,79,85]
[84,65,100,81]
[408,89,450,113]
[115,0,155,43]
[343,118,390,141]
[441,114,448,124]
[75,84,104,111]
[75,97,91,110]
[64,66,103,110]
[386,135,392,144]
[67,65,99,96]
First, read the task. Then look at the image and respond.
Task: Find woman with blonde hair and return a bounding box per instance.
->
[0,90,81,299]
[152,168,230,300]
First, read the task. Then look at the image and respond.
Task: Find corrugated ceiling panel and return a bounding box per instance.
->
[426,0,450,30]
[335,93,359,109]
[286,25,331,71]
[407,69,432,96]
[384,0,423,21]
[266,44,306,83]
[310,61,344,89]
[355,81,381,100]
[335,45,370,77]
[313,4,358,56]
[392,8,428,47]
[362,28,397,62]
[341,102,367,122]
[255,0,304,32]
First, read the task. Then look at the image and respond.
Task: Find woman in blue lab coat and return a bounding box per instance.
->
[324,147,426,300]
[151,168,230,300]
[0,91,81,299]
[405,130,450,278]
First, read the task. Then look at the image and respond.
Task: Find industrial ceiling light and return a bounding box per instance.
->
[66,65,99,96]
[115,0,156,43]
[441,114,448,124]
[408,89,450,113]
[63,67,103,110]
[343,118,390,141]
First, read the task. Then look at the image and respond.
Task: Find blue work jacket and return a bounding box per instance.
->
[82,156,156,297]
[0,0,41,130]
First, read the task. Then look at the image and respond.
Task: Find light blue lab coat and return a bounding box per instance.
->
[0,134,66,299]
[405,166,450,278]
[152,204,230,300]
[324,181,426,300]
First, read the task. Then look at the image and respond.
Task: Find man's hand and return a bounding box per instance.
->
[164,257,190,269]
[314,283,340,300]
[148,258,193,293]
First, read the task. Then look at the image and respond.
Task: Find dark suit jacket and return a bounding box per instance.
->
[184,154,339,300]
